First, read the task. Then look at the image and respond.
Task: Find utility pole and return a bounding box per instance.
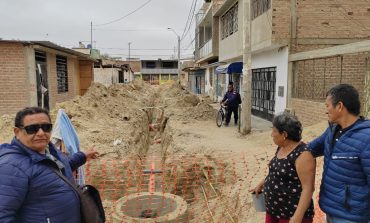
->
[167,28,181,83]
[90,21,93,49]
[177,35,181,83]
[241,0,252,135]
[128,42,131,82]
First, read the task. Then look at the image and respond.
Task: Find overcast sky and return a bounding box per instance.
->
[0,0,202,60]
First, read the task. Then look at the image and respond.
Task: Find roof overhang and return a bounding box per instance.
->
[0,40,95,61]
[214,0,238,16]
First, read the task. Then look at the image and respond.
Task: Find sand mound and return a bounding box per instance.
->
[0,114,15,143]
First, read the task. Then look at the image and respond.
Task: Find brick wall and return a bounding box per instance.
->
[294,53,367,103]
[79,60,93,95]
[271,0,291,43]
[293,52,369,125]
[296,0,370,40]
[47,53,78,109]
[291,98,327,126]
[292,44,337,53]
[272,0,370,52]
[0,42,29,115]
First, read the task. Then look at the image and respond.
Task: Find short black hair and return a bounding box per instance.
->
[326,84,360,116]
[272,112,302,142]
[15,107,51,127]
[228,81,234,86]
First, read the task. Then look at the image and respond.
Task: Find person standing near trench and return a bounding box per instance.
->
[220,82,241,126]
[307,84,370,223]
[0,107,98,223]
[250,112,316,223]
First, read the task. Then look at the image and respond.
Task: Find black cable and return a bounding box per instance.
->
[94,0,153,26]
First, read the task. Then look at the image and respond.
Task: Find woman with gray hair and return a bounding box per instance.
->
[250,112,316,223]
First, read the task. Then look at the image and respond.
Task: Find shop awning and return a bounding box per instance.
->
[215,62,243,74]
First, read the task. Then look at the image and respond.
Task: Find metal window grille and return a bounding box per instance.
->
[252,0,271,19]
[221,2,238,40]
[56,55,68,93]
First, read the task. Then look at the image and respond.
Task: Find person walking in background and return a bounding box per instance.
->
[251,112,316,223]
[220,82,241,126]
[307,84,370,223]
[0,107,98,223]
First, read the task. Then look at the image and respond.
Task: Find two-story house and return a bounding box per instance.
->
[195,0,370,122]
[140,59,178,85]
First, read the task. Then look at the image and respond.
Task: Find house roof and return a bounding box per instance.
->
[0,40,95,61]
[214,0,237,16]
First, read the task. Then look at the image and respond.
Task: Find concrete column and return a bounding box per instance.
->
[24,46,38,106]
[241,0,252,135]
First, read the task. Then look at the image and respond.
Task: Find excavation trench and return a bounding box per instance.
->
[0,82,223,222]
[110,86,191,222]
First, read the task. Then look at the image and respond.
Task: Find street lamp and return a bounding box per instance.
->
[167,28,181,83]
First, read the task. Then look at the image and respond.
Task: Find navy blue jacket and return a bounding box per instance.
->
[222,91,241,108]
[307,119,370,222]
[0,138,86,223]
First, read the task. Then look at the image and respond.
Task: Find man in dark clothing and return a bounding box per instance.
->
[220,82,241,126]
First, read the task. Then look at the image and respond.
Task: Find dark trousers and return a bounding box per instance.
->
[225,106,238,125]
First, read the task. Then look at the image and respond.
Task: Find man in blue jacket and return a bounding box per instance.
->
[307,84,370,223]
[0,107,98,223]
[220,82,242,126]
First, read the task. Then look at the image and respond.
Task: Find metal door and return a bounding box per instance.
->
[251,67,276,121]
[35,51,49,110]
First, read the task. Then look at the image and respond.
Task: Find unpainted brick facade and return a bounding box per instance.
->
[292,52,370,125]
[291,98,327,127]
[272,0,370,52]
[0,42,93,116]
[0,42,29,116]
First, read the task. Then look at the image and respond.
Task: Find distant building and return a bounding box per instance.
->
[0,40,95,115]
[194,0,370,122]
[93,59,132,86]
[139,59,178,85]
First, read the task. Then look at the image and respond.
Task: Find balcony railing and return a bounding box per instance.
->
[199,39,213,59]
[141,68,178,74]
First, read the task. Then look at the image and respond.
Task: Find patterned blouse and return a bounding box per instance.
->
[264,142,314,219]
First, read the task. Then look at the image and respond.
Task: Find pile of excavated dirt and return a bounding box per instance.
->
[0,114,15,143]
[54,81,154,159]
[158,83,217,121]
[0,81,155,159]
[0,81,330,222]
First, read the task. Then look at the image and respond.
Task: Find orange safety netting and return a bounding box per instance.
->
[83,153,326,223]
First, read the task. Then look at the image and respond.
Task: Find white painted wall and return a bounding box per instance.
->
[93,68,119,86]
[252,47,289,114]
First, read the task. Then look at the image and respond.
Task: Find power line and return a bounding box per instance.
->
[94,0,153,26]
[181,0,199,41]
[181,0,197,39]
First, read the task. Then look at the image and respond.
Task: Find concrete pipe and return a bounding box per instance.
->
[112,192,188,223]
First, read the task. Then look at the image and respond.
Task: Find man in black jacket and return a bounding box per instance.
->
[220,82,241,126]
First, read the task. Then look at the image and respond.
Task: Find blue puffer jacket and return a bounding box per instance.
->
[0,138,87,223]
[308,119,370,222]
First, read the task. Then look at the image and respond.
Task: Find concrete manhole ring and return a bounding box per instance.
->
[112,192,188,222]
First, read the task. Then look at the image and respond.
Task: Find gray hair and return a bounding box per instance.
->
[272,112,302,142]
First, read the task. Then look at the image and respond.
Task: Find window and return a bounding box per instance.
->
[56,55,68,93]
[162,61,175,68]
[146,61,156,68]
[221,2,238,40]
[252,0,271,19]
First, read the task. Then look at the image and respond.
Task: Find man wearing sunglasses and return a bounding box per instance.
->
[0,107,97,223]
